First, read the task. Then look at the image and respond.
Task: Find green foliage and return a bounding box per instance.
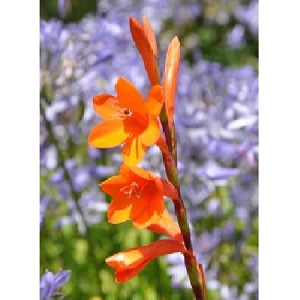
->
[163,1,258,71]
[40,0,97,23]
[41,210,194,299]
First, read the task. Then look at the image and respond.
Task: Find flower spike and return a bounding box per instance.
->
[163,36,181,126]
[106,239,186,283]
[129,17,160,85]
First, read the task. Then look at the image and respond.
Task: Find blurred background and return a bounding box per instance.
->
[40,0,258,299]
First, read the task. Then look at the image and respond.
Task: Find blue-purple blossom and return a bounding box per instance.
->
[40,195,51,227]
[226,25,246,49]
[194,162,241,181]
[40,269,71,300]
[235,0,258,36]
[235,0,258,37]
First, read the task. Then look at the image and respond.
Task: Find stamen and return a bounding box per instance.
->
[120,182,142,198]
[109,113,126,118]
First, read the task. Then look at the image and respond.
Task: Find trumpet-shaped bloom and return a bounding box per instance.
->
[88,77,163,165]
[100,164,177,228]
[106,239,186,283]
[163,36,180,125]
[129,17,159,86]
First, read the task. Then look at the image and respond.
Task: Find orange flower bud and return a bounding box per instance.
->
[106,239,186,283]
[163,36,180,125]
[129,17,160,85]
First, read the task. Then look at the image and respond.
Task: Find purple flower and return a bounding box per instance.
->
[72,167,91,192]
[50,169,64,185]
[235,0,258,36]
[40,269,71,300]
[89,165,116,178]
[40,196,51,227]
[226,25,246,49]
[194,162,241,181]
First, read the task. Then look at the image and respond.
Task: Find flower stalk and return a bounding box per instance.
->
[158,29,206,300]
[158,131,205,299]
[88,16,206,300]
[130,16,206,298]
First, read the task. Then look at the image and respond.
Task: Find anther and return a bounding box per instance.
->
[122,108,132,116]
[120,182,141,198]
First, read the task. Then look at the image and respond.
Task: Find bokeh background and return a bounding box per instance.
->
[40,0,258,299]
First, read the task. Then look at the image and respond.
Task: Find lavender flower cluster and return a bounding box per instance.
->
[40,0,258,298]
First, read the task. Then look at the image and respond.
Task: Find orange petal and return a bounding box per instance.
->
[131,204,158,229]
[115,77,147,115]
[121,137,147,165]
[125,164,153,181]
[106,249,143,270]
[142,16,157,57]
[108,202,132,224]
[150,239,186,257]
[139,115,160,147]
[163,36,180,125]
[88,119,127,148]
[129,18,159,86]
[147,209,182,241]
[146,85,164,116]
[115,260,149,283]
[161,178,179,200]
[100,174,128,196]
[130,183,164,228]
[123,112,148,135]
[118,164,133,180]
[145,184,165,220]
[93,94,120,119]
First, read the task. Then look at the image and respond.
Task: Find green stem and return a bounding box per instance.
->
[159,112,206,300]
[40,97,103,297]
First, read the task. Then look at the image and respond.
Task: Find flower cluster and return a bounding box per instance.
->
[40,0,177,232]
[88,16,192,286]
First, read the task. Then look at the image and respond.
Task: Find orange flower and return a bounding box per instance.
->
[106,239,186,283]
[129,17,160,85]
[163,36,181,125]
[146,209,182,242]
[100,164,177,228]
[88,77,163,165]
